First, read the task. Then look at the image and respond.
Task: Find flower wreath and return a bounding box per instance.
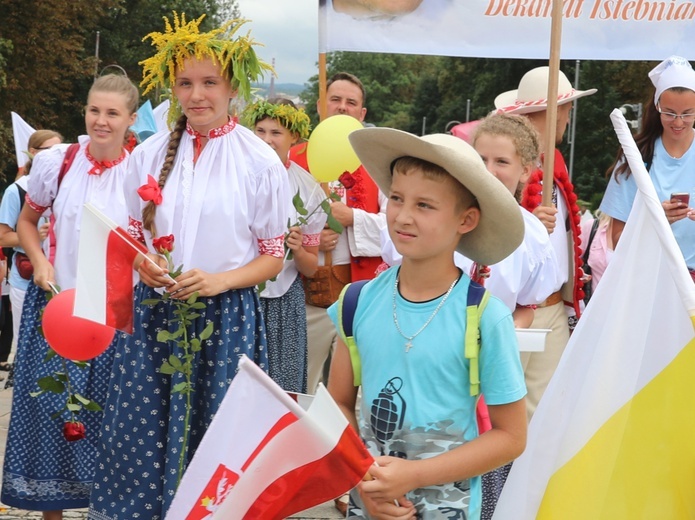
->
[521,151,585,316]
[241,100,311,140]
[140,12,273,127]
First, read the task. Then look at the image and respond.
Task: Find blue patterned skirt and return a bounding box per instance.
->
[1,281,118,511]
[260,275,308,393]
[88,283,267,520]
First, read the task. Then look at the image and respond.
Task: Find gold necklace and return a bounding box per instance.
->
[392,274,459,352]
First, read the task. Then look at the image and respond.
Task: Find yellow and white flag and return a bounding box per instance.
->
[493,110,695,520]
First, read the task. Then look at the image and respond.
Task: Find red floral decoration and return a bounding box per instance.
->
[521,152,584,317]
[153,234,175,254]
[63,421,86,442]
[338,171,356,190]
[138,175,163,205]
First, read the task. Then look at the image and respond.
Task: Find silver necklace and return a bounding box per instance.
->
[392,274,459,352]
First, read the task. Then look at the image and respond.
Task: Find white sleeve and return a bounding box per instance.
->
[26,145,70,210]
[347,188,388,257]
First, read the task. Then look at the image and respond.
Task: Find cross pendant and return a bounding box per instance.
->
[405,341,413,352]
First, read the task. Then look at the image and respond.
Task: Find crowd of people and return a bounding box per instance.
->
[0,10,693,520]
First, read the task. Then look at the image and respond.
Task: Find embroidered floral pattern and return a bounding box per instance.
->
[128,218,145,244]
[258,236,284,258]
[302,233,321,247]
[185,117,237,140]
[85,146,127,176]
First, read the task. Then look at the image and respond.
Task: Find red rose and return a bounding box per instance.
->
[63,421,86,442]
[137,175,163,205]
[153,234,175,254]
[338,171,356,190]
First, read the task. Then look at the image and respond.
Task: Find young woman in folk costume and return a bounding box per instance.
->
[88,14,290,519]
[242,98,326,393]
[0,129,62,380]
[2,75,138,520]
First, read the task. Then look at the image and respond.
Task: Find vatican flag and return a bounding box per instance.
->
[493,110,695,519]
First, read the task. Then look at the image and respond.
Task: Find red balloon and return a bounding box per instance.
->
[42,289,116,361]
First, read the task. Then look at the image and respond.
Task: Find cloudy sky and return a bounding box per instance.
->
[237,0,319,86]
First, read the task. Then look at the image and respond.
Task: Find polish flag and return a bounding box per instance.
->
[166,356,374,520]
[74,203,147,334]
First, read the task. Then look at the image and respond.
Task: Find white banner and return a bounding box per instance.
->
[321,0,695,60]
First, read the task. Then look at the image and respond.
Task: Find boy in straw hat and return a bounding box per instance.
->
[495,66,597,422]
[327,128,527,519]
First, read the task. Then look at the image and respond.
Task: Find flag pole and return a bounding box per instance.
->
[318,53,327,121]
[318,2,328,121]
[542,0,563,207]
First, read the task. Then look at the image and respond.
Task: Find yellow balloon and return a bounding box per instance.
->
[306,115,364,182]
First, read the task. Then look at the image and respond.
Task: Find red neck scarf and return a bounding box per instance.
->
[85,145,127,176]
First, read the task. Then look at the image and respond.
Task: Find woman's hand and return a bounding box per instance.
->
[32,257,56,292]
[665,198,692,224]
[136,254,171,289]
[285,226,304,252]
[166,269,227,299]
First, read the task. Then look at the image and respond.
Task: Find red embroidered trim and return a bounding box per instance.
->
[258,236,284,258]
[302,233,320,247]
[521,150,584,316]
[128,218,145,244]
[186,117,237,140]
[496,90,576,114]
[85,146,127,176]
[25,194,49,214]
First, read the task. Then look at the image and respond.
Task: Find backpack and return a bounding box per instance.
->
[336,277,489,397]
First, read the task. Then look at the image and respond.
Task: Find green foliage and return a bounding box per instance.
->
[30,355,102,420]
[143,288,212,487]
[300,53,657,207]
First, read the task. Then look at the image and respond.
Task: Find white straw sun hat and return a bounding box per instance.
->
[348,128,524,265]
[494,66,597,115]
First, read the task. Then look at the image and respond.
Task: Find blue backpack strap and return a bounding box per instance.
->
[337,280,369,387]
[465,280,490,397]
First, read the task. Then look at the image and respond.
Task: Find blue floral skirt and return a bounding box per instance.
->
[260,275,308,393]
[1,281,118,511]
[88,283,268,520]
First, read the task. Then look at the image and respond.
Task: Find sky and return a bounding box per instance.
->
[237,0,319,86]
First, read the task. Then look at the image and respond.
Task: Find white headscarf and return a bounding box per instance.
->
[649,56,695,106]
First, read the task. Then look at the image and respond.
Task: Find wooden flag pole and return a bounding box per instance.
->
[542,0,563,207]
[318,52,327,121]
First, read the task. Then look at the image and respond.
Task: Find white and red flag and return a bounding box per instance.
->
[74,203,147,334]
[166,355,373,520]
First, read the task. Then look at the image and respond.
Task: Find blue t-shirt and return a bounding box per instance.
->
[0,182,28,290]
[600,135,695,269]
[328,266,526,520]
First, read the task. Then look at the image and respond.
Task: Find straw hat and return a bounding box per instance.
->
[494,66,597,115]
[349,128,524,265]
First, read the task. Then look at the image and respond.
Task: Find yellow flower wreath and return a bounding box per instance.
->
[140,12,273,126]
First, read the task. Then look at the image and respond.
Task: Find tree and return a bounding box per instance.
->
[300,51,437,128]
[0,0,118,180]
